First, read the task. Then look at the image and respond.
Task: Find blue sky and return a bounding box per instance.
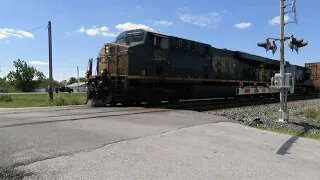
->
[0,0,318,80]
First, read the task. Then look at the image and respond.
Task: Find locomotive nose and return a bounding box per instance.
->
[104,44,116,56]
[99,43,128,76]
[102,43,129,60]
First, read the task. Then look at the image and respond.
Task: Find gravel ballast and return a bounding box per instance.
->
[207,98,320,136]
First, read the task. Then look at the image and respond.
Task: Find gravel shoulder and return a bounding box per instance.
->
[207,98,320,139]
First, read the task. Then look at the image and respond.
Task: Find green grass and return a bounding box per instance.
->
[295,108,320,123]
[252,124,320,140]
[54,93,87,106]
[303,108,320,123]
[0,93,87,108]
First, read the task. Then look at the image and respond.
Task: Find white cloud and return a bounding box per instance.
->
[234,22,252,29]
[155,20,173,26]
[0,28,34,39]
[269,15,290,26]
[76,26,116,37]
[115,22,154,31]
[29,61,48,66]
[0,34,6,39]
[178,12,221,29]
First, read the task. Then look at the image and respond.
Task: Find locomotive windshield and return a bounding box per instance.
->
[115,30,145,44]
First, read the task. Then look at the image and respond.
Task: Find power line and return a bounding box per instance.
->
[27,25,47,33]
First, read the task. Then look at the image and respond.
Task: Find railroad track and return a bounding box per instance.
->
[0,107,173,129]
[147,94,320,112]
[0,95,318,121]
[0,106,90,115]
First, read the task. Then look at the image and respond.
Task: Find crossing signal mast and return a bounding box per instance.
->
[257,0,308,122]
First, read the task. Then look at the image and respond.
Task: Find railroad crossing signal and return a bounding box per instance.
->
[288,35,308,53]
[257,0,307,123]
[257,39,277,55]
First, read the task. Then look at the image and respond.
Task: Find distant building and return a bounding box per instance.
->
[66,82,87,92]
[34,88,46,93]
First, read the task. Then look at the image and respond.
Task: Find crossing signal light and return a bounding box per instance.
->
[258,39,271,50]
[288,35,308,53]
[271,41,277,55]
[258,39,277,55]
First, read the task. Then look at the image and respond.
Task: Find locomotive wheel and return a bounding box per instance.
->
[148,95,161,105]
[122,99,136,106]
[109,100,118,107]
[122,91,139,107]
[148,89,167,105]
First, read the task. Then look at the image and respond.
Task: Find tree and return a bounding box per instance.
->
[0,67,14,92]
[0,77,15,93]
[68,77,77,84]
[39,78,60,89]
[7,59,45,92]
[59,80,68,87]
[79,77,88,82]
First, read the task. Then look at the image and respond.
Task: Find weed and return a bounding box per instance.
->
[0,94,13,102]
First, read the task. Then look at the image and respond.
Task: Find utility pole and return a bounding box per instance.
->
[48,21,53,104]
[77,66,80,92]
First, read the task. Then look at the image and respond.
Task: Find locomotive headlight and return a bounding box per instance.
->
[105,46,109,54]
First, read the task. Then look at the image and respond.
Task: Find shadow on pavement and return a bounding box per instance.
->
[277,122,319,155]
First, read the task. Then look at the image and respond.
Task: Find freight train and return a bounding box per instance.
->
[86,29,317,106]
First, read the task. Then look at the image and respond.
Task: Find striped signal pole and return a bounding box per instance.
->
[278,0,289,122]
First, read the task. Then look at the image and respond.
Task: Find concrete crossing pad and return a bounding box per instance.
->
[17,122,320,180]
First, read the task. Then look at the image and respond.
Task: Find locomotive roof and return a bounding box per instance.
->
[233,51,277,63]
[139,29,212,46]
[139,28,167,36]
[114,29,282,65]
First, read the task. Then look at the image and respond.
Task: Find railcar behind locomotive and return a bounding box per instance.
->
[306,62,320,91]
[86,29,315,106]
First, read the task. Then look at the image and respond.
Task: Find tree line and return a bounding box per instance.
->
[0,59,87,93]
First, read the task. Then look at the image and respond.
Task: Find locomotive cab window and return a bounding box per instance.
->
[126,32,144,42]
[115,30,145,44]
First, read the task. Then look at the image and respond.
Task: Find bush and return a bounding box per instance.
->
[0,88,9,93]
[69,95,83,105]
[53,93,86,106]
[53,94,68,106]
[0,81,15,93]
[0,94,13,102]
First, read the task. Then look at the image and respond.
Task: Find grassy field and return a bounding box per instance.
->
[253,124,320,140]
[252,107,320,140]
[0,93,87,108]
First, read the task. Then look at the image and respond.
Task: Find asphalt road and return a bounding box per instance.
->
[0,106,224,179]
[0,106,319,180]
